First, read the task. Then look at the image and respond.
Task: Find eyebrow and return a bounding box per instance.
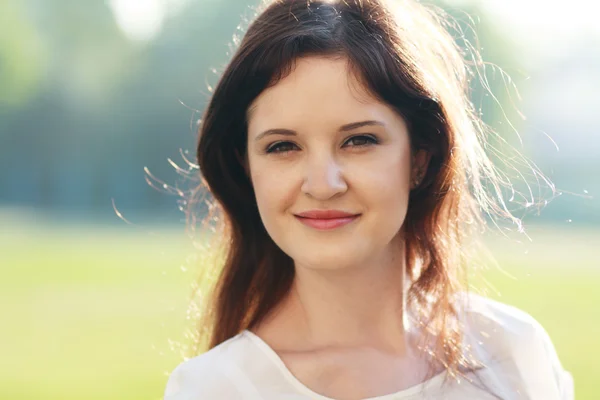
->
[254,120,386,142]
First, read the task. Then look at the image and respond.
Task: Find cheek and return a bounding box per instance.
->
[357,149,411,200]
[249,160,297,223]
[352,148,412,232]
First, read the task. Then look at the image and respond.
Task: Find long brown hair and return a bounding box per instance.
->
[183,0,541,391]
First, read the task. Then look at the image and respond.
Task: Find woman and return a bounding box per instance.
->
[164,0,573,398]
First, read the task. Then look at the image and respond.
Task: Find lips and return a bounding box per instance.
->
[294,209,360,230]
[295,210,359,219]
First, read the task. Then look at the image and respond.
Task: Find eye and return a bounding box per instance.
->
[264,135,379,154]
[344,134,379,148]
[265,141,299,154]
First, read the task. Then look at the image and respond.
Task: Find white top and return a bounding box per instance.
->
[163,293,573,399]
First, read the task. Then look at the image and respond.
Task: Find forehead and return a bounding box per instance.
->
[247,56,400,134]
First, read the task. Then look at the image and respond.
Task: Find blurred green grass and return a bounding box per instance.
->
[1,218,597,399]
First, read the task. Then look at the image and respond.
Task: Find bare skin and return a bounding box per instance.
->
[245,56,440,400]
[251,259,445,399]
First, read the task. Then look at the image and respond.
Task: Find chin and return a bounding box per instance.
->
[293,250,368,271]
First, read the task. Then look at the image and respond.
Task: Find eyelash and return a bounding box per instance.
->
[265,134,379,154]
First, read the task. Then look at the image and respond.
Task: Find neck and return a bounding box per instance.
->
[258,233,417,355]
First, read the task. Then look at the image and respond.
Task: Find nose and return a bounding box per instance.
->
[300,153,348,200]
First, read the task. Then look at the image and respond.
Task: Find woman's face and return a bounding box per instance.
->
[246,56,426,271]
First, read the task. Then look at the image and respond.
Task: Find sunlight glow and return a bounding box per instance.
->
[108,0,190,42]
[446,0,600,40]
[444,0,600,65]
[482,0,600,38]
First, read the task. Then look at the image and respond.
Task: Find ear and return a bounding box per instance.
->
[410,149,431,189]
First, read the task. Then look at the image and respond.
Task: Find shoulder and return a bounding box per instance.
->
[456,292,574,400]
[456,291,559,362]
[458,291,546,343]
[163,333,249,400]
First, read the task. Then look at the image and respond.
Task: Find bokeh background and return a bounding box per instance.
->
[1,0,598,399]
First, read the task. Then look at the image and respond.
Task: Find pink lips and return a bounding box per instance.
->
[294,209,360,231]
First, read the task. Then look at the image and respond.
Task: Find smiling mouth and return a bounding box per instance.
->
[294,214,360,230]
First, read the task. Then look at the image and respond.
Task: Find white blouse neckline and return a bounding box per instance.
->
[241,329,449,400]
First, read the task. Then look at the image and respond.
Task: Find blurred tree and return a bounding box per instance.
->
[0,0,46,106]
[0,0,586,223]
